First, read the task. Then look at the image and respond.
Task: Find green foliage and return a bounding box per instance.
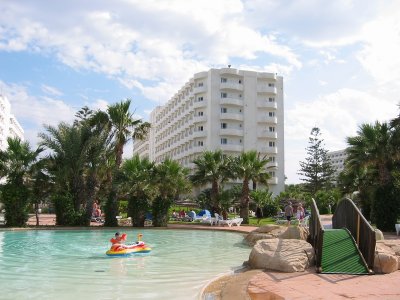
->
[1,184,30,227]
[372,184,399,231]
[298,127,335,194]
[0,137,43,227]
[151,158,191,227]
[314,188,341,214]
[53,193,86,226]
[231,150,271,224]
[190,150,231,213]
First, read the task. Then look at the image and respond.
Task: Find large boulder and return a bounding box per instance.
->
[244,225,285,246]
[374,243,398,274]
[248,238,314,272]
[375,229,384,241]
[374,240,400,273]
[245,225,309,246]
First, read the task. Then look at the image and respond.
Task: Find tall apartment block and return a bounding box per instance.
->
[0,94,24,151]
[327,149,348,180]
[133,67,285,196]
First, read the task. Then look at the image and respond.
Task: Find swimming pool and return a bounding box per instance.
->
[0,229,250,300]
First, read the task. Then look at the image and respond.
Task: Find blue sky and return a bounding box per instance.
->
[1,0,399,183]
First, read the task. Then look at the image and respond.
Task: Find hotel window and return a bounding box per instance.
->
[269,126,275,132]
[221,123,227,129]
[198,82,203,87]
[198,111,204,116]
[269,156,275,162]
[268,112,275,117]
[221,107,227,113]
[221,138,227,144]
[268,97,275,102]
[197,96,203,102]
[221,78,227,83]
[269,171,275,177]
[268,83,275,87]
[198,141,203,146]
[238,79,242,84]
[221,92,228,98]
[198,126,203,131]
[269,141,275,147]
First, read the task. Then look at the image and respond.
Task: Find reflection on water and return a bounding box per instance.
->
[0,229,250,300]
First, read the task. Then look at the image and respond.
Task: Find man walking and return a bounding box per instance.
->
[284,202,293,226]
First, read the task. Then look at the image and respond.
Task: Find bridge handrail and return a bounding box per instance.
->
[332,197,376,270]
[309,198,324,271]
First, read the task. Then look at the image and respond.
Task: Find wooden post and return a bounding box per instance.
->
[357,214,360,246]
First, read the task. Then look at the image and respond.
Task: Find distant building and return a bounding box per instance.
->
[133,67,285,196]
[327,149,348,180]
[0,94,24,151]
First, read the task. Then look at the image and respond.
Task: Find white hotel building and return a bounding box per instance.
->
[0,94,24,151]
[133,67,285,196]
[327,149,348,180]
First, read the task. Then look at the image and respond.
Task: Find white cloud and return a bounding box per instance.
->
[285,88,398,183]
[357,5,400,86]
[0,0,301,104]
[41,84,63,96]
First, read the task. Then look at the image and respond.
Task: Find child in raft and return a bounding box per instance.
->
[110,232,128,251]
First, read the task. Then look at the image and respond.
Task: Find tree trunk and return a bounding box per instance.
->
[35,202,39,226]
[240,178,250,224]
[211,180,220,214]
[104,188,119,227]
[85,171,99,226]
[152,196,171,227]
[128,195,148,227]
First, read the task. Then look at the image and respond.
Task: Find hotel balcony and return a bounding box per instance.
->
[257,116,278,124]
[220,97,243,106]
[257,86,277,94]
[257,146,278,154]
[256,101,277,109]
[192,130,207,138]
[220,144,243,152]
[268,177,278,185]
[219,68,240,76]
[220,82,244,91]
[258,73,277,80]
[193,115,207,123]
[257,131,278,139]
[193,85,207,94]
[219,128,243,136]
[193,101,206,109]
[220,113,244,121]
[266,161,278,168]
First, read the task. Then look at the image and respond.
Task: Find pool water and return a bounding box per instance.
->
[0,229,250,300]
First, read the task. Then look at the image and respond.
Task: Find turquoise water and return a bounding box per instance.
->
[0,229,250,300]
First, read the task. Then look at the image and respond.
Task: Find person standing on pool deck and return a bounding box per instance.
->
[284,202,293,226]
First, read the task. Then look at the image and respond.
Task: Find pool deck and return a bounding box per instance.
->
[20,214,400,299]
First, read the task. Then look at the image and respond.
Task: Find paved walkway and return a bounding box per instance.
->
[24,214,400,299]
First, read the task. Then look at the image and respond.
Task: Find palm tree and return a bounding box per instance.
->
[152,158,191,227]
[39,123,89,212]
[90,99,150,226]
[119,155,155,227]
[346,121,397,230]
[231,151,271,224]
[347,122,393,186]
[190,150,230,214]
[0,137,43,227]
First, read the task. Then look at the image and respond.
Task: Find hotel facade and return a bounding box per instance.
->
[0,94,24,151]
[133,68,285,196]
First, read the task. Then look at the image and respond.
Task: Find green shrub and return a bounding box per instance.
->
[372,184,399,231]
[1,183,30,227]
